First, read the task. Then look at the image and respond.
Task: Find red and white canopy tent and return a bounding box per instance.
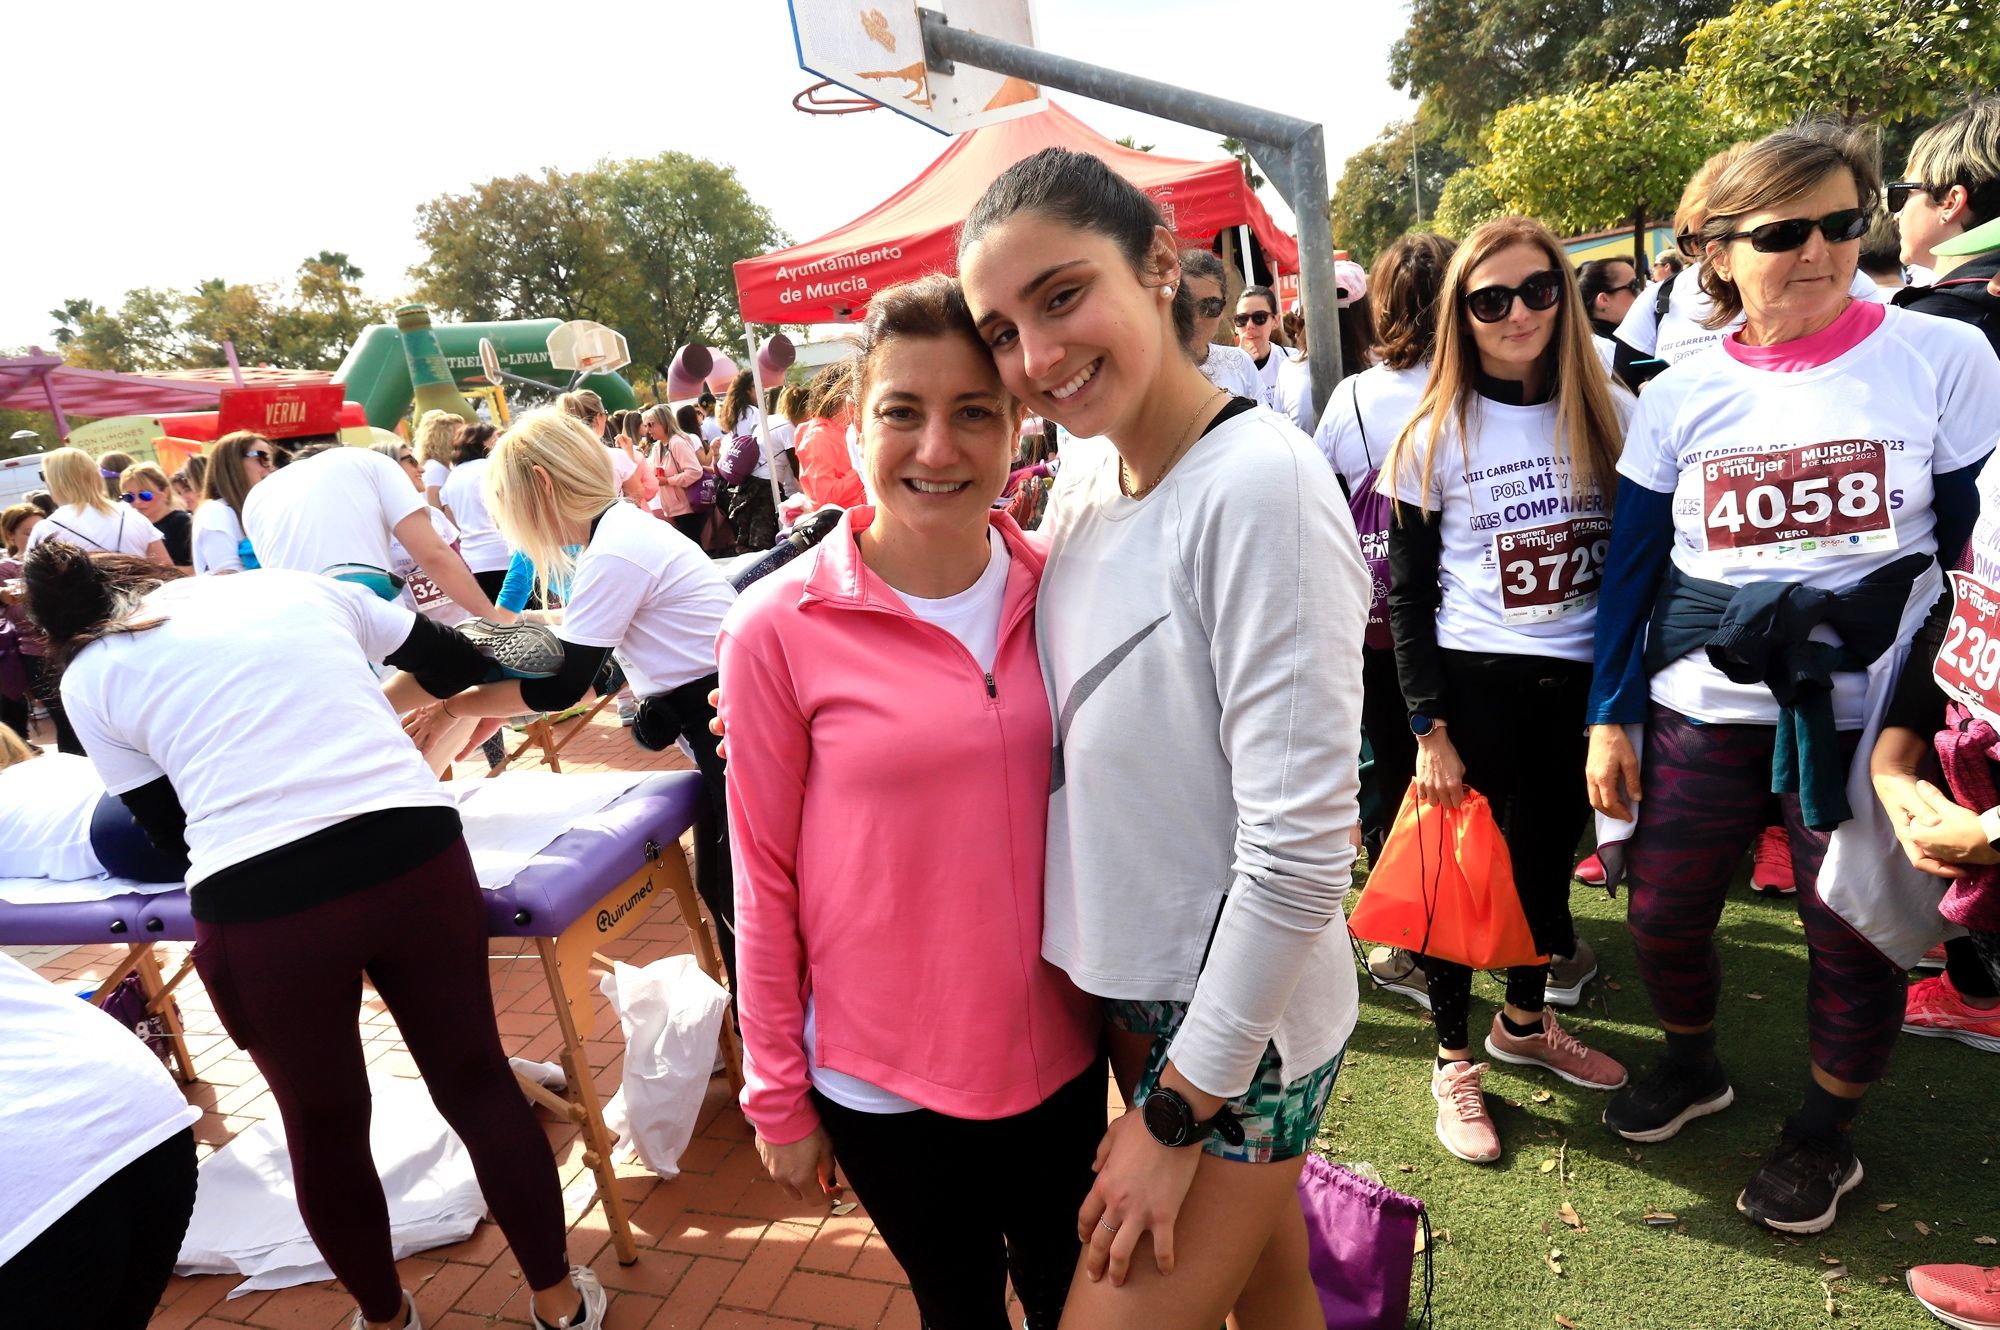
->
[734,100,1298,324]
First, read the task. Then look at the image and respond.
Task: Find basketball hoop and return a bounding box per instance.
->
[793,79,884,116]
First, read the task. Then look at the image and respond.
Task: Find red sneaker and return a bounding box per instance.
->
[1750,825,1796,895]
[1908,1263,2000,1329]
[1904,974,2000,1054]
[1573,853,1607,886]
[1916,942,1949,972]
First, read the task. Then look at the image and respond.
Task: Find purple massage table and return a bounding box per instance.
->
[0,770,731,1265]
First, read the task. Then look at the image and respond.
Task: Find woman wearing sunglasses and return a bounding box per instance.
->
[22,449,170,570]
[1177,249,1262,402]
[191,432,279,575]
[1381,217,1632,1168]
[117,464,191,571]
[1586,122,2000,1235]
[1232,285,1313,431]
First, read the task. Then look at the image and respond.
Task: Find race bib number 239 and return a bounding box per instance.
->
[1935,570,2000,727]
[1700,439,1896,562]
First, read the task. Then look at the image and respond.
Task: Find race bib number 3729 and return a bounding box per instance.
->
[1495,517,1611,625]
[1700,439,1896,562]
[1935,570,2000,727]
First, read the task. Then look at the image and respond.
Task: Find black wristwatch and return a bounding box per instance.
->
[1142,1086,1246,1149]
[1410,713,1446,738]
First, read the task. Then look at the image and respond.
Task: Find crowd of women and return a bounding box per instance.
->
[8,99,2000,1330]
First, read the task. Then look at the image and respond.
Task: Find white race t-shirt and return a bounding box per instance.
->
[1256,351,1316,433]
[390,506,475,627]
[190,501,246,575]
[1615,266,1880,365]
[1385,391,1631,662]
[1315,362,1429,497]
[804,525,1012,1114]
[60,571,451,886]
[438,456,511,573]
[1620,304,2000,724]
[242,447,425,578]
[422,458,450,491]
[0,953,199,1266]
[557,501,736,697]
[24,503,161,558]
[0,753,108,880]
[1199,343,1263,402]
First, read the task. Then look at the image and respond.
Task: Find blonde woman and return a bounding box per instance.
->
[23,448,169,566]
[387,410,740,981]
[1381,216,1632,1166]
[413,410,464,522]
[117,463,191,571]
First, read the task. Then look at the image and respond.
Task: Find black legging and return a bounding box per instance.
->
[1360,642,1418,858]
[634,672,736,992]
[0,1128,197,1329]
[1420,650,1592,1051]
[23,654,81,755]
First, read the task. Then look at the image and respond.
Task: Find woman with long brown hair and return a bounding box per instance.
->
[1382,215,1631,1167]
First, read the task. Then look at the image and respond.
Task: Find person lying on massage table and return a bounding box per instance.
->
[21,545,609,1330]
[0,724,182,883]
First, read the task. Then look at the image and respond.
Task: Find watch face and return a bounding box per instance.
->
[1143,1090,1189,1146]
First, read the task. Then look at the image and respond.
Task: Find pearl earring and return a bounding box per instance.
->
[1162,283,1177,298]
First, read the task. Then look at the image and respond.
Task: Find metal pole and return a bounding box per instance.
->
[1411,116,1422,223]
[918,9,1342,412]
[1236,223,1254,286]
[744,327,785,533]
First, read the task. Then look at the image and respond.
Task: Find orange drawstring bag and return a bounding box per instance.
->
[1346,785,1548,970]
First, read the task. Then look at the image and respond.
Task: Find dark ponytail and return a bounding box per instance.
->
[23,543,180,672]
[959,146,1198,357]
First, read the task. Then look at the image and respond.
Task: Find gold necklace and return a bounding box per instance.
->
[1119,387,1226,500]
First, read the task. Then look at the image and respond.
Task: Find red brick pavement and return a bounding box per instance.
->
[22,711,1011,1330]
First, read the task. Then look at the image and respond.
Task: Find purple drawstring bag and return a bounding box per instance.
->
[1298,1153,1431,1328]
[1348,472,1394,651]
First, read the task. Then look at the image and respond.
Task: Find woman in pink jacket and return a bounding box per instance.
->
[718,275,1102,1330]
[643,405,707,541]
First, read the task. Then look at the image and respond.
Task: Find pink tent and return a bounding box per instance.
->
[0,349,332,438]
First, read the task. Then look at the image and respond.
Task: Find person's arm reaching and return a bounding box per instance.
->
[393,508,501,620]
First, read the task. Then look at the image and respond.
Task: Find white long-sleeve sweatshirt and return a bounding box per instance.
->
[1037,400,1370,1098]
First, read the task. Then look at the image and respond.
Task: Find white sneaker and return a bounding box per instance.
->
[533,1267,608,1330]
[350,1293,420,1330]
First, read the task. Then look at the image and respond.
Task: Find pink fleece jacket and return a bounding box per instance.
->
[717,507,1100,1144]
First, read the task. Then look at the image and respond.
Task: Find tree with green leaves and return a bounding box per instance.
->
[1685,0,2000,130]
[1478,71,1741,264]
[1391,0,1732,154]
[1328,116,1470,266]
[1432,166,1506,239]
[1114,134,1156,152]
[410,152,785,382]
[1218,137,1265,191]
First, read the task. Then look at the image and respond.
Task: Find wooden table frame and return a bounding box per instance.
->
[489,695,619,777]
[83,834,739,1268]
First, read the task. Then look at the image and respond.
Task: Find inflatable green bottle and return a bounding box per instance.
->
[395,304,480,424]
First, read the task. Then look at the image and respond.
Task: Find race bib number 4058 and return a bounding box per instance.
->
[1700,439,1896,562]
[1495,517,1611,625]
[1935,571,2000,727]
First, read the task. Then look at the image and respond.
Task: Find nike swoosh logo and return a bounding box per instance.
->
[1050,612,1170,792]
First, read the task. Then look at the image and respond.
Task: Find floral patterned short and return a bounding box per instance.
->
[1105,998,1344,1164]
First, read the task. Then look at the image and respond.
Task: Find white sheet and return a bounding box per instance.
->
[174,1075,487,1297]
[0,769,651,907]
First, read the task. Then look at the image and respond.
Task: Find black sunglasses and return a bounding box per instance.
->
[1675,230,1702,258]
[118,490,156,504]
[1886,181,1934,214]
[1714,207,1869,254]
[244,449,274,465]
[1232,309,1273,328]
[1464,270,1563,323]
[1195,296,1226,319]
[1616,277,1645,296]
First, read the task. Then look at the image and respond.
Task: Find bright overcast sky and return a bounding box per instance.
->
[2,0,1415,352]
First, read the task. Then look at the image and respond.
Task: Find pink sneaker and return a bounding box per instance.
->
[1908,1263,2000,1329]
[1916,942,1949,972]
[1431,1060,1500,1164]
[1483,1011,1628,1090]
[1904,973,2000,1054]
[1750,825,1796,895]
[1573,853,1607,886]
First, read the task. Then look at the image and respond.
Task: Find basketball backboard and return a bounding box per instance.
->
[545,321,631,376]
[789,0,1044,135]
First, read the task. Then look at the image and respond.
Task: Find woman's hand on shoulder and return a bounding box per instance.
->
[1076,1110,1203,1286]
[754,1125,843,1203]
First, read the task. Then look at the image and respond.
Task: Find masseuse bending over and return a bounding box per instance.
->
[391,410,739,986]
[23,547,607,1330]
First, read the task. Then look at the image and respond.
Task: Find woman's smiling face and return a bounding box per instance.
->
[958,212,1175,442]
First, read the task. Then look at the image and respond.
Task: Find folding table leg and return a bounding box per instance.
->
[137,946,198,1084]
[536,938,639,1265]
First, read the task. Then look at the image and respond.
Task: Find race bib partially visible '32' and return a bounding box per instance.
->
[1699,439,1898,564]
[1935,570,2000,728]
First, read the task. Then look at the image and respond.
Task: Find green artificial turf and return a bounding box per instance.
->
[1318,875,2000,1330]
